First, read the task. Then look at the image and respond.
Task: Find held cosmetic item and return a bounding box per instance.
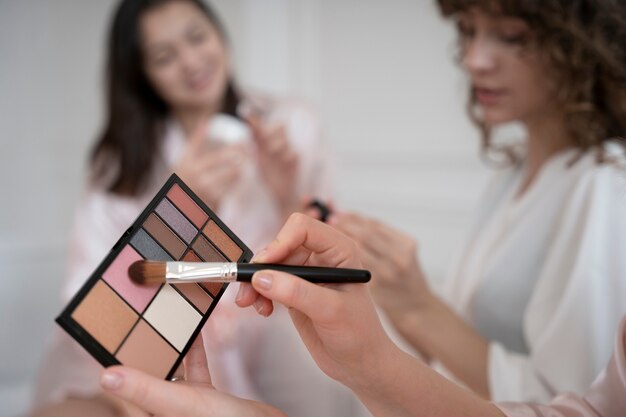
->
[56,174,252,380]
[128,260,371,285]
[206,113,251,146]
[306,199,332,223]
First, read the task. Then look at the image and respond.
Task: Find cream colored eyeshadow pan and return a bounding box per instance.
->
[143,285,202,351]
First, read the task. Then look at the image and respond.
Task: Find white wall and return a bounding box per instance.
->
[0,1,488,416]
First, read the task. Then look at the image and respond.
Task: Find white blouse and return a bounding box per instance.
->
[444,145,626,402]
[33,96,363,417]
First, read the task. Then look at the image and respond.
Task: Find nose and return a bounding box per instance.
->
[462,37,497,75]
[178,45,202,73]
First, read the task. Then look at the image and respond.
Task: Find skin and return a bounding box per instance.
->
[101,214,505,417]
[329,8,577,399]
[141,0,299,213]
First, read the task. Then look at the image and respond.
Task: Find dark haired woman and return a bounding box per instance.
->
[329,0,626,403]
[30,0,341,416]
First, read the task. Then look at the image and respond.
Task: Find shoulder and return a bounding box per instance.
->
[569,144,626,209]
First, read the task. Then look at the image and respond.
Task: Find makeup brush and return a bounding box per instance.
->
[128,260,371,285]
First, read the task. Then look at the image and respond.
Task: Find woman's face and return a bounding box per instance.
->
[457,9,557,126]
[139,0,229,112]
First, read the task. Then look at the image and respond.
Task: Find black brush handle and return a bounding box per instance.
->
[236,263,370,283]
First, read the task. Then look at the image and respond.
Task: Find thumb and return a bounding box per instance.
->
[101,366,194,415]
[251,270,341,324]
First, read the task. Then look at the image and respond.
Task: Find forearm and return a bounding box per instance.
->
[387,296,491,399]
[349,345,502,417]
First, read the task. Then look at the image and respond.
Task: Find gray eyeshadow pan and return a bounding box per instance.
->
[131,229,173,261]
[156,199,198,244]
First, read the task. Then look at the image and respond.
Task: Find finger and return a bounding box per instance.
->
[254,213,360,269]
[235,283,276,316]
[331,213,387,257]
[264,126,289,156]
[361,218,416,259]
[235,283,257,307]
[101,366,194,416]
[251,269,343,324]
[244,115,267,146]
[253,293,274,317]
[183,334,212,384]
[302,207,323,220]
[280,150,298,167]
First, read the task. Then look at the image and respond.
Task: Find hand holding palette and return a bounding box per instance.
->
[56,174,252,380]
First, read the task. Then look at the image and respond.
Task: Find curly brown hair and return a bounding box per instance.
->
[437,0,626,164]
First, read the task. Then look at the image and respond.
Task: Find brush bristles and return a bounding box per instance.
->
[128,261,166,285]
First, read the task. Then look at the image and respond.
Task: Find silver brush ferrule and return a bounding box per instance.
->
[165,262,238,283]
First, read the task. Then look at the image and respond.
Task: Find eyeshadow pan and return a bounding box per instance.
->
[131,229,172,261]
[156,198,197,244]
[204,221,243,261]
[182,250,202,262]
[116,320,178,379]
[167,183,208,228]
[143,213,186,259]
[182,250,224,297]
[174,284,212,313]
[143,285,202,351]
[102,245,160,313]
[71,280,137,353]
[192,235,226,262]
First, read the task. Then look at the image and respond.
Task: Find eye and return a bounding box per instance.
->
[150,51,175,68]
[456,21,476,39]
[188,28,208,45]
[496,19,531,45]
[498,31,529,45]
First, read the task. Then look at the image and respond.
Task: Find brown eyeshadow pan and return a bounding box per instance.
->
[192,235,226,262]
[182,250,225,297]
[203,220,243,261]
[71,280,138,353]
[143,213,186,259]
[116,320,178,379]
[174,284,212,313]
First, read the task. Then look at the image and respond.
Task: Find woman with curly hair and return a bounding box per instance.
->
[329,0,626,403]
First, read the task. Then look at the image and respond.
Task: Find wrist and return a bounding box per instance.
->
[349,343,432,416]
[386,293,447,360]
[343,335,402,395]
[384,287,438,331]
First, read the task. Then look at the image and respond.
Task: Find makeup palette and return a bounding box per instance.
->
[56,174,252,379]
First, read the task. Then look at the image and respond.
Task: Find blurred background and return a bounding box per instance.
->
[0,1,488,416]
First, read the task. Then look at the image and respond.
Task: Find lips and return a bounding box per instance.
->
[187,74,211,90]
[186,69,214,91]
[474,86,505,105]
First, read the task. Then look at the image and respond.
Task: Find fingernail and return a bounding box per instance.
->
[253,298,266,316]
[235,285,247,303]
[101,371,124,390]
[253,272,273,290]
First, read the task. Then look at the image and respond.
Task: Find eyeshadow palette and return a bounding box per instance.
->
[56,174,252,379]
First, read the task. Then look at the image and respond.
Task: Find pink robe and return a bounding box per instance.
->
[497,317,626,417]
